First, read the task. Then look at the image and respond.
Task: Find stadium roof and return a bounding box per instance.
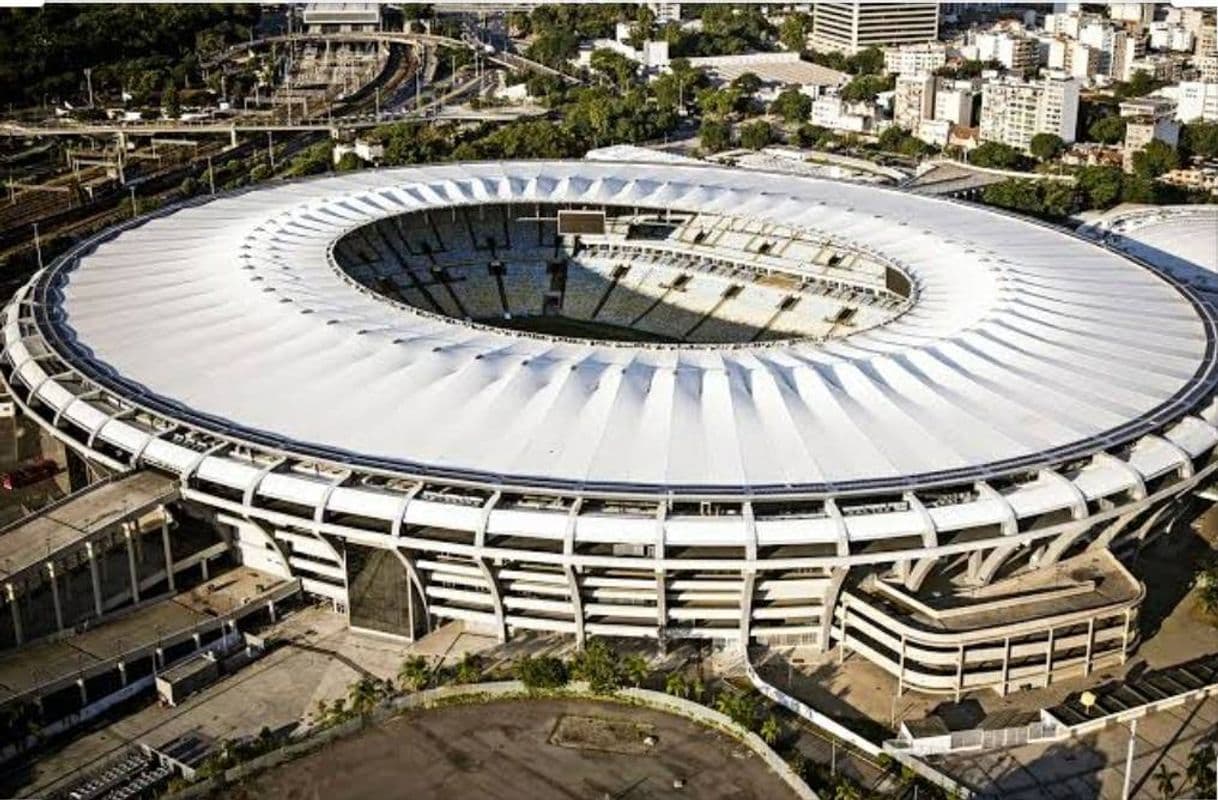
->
[45,162,1218,493]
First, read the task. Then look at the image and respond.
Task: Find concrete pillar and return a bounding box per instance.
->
[77,678,87,706]
[1084,617,1095,677]
[201,556,210,581]
[47,562,64,633]
[1120,610,1132,663]
[230,126,238,148]
[897,633,906,697]
[192,632,202,649]
[161,517,175,593]
[125,526,141,604]
[155,647,164,670]
[955,643,965,702]
[1045,626,1055,687]
[1000,636,1011,696]
[86,543,103,618]
[5,584,22,646]
[118,661,128,687]
[268,599,277,623]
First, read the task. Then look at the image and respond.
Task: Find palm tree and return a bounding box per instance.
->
[347,676,381,717]
[664,671,689,699]
[1154,763,1180,800]
[760,714,781,746]
[398,655,430,691]
[1188,744,1216,796]
[623,654,650,688]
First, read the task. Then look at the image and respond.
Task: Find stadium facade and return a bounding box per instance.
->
[4,162,1218,697]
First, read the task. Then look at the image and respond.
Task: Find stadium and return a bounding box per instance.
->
[4,160,1218,698]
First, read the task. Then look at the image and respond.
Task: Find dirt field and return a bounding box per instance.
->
[221,698,799,800]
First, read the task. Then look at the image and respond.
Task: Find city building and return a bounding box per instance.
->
[7,161,1218,696]
[811,93,872,131]
[883,42,948,76]
[1119,97,1181,172]
[933,77,979,126]
[810,2,940,55]
[974,29,1039,74]
[980,75,1080,151]
[1048,37,1101,80]
[301,2,381,34]
[1149,21,1195,54]
[893,72,935,131]
[1176,81,1218,123]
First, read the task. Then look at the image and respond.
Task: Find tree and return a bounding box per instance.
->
[982,179,1045,215]
[739,120,772,150]
[1029,133,1065,161]
[589,48,635,89]
[699,119,731,153]
[778,12,810,53]
[516,655,569,691]
[335,151,361,172]
[795,124,835,149]
[570,638,622,694]
[1088,115,1127,145]
[839,74,890,104]
[697,86,741,118]
[714,690,758,729]
[1182,121,1218,159]
[162,83,180,119]
[1132,139,1180,179]
[1040,181,1077,218]
[760,714,781,746]
[968,141,1025,170]
[770,86,811,124]
[1188,742,1216,797]
[731,72,762,97]
[622,654,650,688]
[1154,763,1179,800]
[398,655,430,691]
[1076,165,1125,209]
[347,676,382,717]
[664,671,689,698]
[849,46,884,76]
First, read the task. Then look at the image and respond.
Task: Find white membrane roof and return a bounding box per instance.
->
[50,162,1216,492]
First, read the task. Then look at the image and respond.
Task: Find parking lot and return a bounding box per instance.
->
[218,698,800,800]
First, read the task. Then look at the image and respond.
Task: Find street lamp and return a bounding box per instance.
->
[128,185,137,218]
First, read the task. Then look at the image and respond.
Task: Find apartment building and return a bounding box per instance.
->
[974,30,1039,74]
[1176,81,1218,123]
[894,72,935,130]
[980,75,1080,151]
[884,42,948,76]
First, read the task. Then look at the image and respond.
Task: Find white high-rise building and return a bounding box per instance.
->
[934,78,978,127]
[974,30,1039,74]
[1048,38,1101,80]
[894,73,935,131]
[1176,82,1218,123]
[810,2,939,55]
[980,75,1080,151]
[883,42,948,76]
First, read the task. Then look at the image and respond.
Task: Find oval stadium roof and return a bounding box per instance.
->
[46,161,1218,493]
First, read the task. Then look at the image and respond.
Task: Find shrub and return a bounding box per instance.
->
[516,655,569,691]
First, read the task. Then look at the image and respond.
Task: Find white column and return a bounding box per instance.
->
[5,583,22,646]
[125,526,141,604]
[47,562,64,632]
[161,517,175,593]
[87,542,103,617]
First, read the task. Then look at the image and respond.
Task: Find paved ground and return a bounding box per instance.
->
[0,607,562,797]
[219,698,798,800]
